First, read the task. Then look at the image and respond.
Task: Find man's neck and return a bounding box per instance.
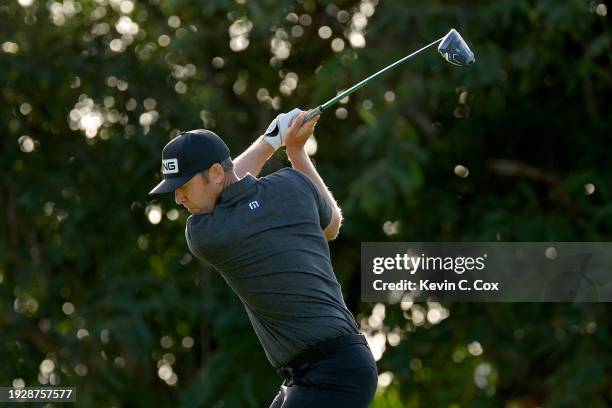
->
[221,171,239,190]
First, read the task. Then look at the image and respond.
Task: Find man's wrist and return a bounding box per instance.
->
[286,146,307,162]
[260,135,281,151]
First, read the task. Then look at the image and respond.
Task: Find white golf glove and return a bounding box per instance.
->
[261,108,303,150]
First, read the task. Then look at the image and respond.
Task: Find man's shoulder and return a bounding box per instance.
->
[263,167,310,186]
[186,213,211,233]
[185,214,196,235]
[265,166,300,179]
[259,168,319,203]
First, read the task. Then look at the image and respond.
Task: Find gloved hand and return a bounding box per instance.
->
[261,108,303,150]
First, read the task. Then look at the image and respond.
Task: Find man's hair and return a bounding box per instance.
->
[200,157,234,180]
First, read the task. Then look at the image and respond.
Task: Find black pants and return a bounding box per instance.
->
[269,342,378,408]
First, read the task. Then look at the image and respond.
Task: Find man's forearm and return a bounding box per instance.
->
[233,137,276,178]
[286,146,342,218]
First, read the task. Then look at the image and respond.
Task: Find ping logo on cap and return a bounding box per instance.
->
[162,158,179,174]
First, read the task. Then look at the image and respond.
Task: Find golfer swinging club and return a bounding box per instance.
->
[149,109,377,407]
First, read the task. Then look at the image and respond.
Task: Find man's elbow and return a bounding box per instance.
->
[324,227,340,241]
[324,212,342,241]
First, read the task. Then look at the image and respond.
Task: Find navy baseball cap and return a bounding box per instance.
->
[148,130,230,195]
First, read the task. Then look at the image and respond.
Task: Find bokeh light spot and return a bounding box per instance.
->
[18,135,35,153]
[454,165,469,178]
[62,302,75,315]
[318,26,332,39]
[331,38,345,52]
[335,107,347,119]
[146,205,162,224]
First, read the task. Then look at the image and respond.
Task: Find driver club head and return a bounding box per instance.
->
[438,29,475,66]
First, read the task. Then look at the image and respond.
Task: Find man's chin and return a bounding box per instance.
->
[187,208,206,215]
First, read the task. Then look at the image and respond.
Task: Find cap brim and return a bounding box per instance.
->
[148,175,192,195]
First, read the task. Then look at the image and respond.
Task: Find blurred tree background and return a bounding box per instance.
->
[1,0,611,406]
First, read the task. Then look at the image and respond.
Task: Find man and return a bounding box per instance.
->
[149,111,378,407]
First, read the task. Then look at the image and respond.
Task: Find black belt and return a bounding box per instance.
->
[277,333,369,383]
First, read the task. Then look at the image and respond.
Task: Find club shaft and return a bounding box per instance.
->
[321,36,445,110]
[303,35,446,122]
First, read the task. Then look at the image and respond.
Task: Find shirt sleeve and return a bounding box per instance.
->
[288,168,333,230]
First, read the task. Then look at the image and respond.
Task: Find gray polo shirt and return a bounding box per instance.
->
[185,167,359,368]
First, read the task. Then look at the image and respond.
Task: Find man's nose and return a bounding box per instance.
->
[175,190,184,205]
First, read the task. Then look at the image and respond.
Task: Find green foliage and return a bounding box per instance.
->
[1,0,610,406]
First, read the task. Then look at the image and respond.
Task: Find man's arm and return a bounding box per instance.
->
[234,109,305,178]
[285,112,343,241]
[233,137,275,178]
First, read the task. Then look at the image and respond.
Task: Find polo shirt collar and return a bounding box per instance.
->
[218,173,257,204]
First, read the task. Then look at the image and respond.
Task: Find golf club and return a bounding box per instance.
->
[303,28,475,122]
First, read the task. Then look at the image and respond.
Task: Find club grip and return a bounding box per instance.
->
[303,106,322,123]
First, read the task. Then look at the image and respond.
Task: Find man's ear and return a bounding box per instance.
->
[209,163,225,183]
